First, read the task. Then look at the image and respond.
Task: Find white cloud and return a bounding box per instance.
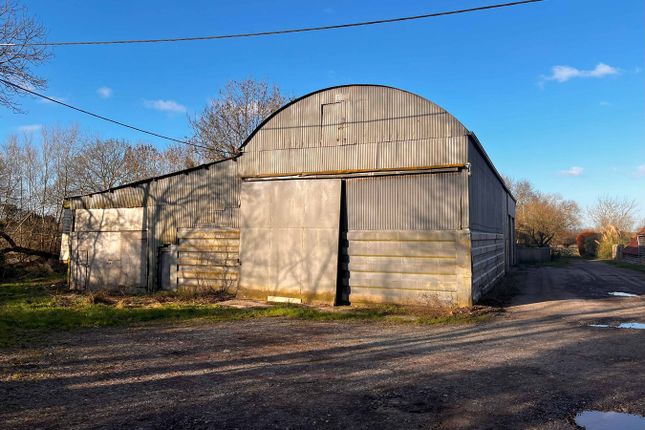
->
[143,99,187,113]
[637,165,645,177]
[599,101,611,107]
[17,124,42,133]
[561,166,584,177]
[543,63,620,83]
[97,86,113,98]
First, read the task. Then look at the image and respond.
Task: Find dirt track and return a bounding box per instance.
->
[1,259,644,429]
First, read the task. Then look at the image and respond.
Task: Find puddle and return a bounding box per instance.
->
[589,323,645,330]
[575,410,645,430]
[608,292,639,297]
[617,322,645,330]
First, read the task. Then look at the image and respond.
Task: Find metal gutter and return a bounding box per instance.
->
[243,164,466,181]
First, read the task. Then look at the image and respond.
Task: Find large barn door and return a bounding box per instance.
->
[343,173,467,306]
[239,179,342,304]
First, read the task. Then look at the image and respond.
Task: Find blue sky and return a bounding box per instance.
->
[2,0,644,224]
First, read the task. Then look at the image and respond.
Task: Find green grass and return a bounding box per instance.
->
[603,260,645,273]
[0,275,492,348]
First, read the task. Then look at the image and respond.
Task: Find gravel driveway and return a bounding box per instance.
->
[1,259,644,429]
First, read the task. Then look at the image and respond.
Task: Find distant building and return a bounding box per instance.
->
[62,85,515,307]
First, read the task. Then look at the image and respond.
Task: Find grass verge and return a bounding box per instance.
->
[0,276,493,347]
[603,260,645,274]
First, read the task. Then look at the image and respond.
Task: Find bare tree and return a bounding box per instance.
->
[0,1,50,111]
[0,128,199,261]
[0,132,59,257]
[68,138,134,194]
[190,79,289,160]
[43,125,81,212]
[123,143,198,181]
[159,144,200,171]
[587,195,637,233]
[69,138,199,195]
[506,178,580,247]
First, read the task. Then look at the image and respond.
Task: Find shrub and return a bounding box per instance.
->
[552,245,578,258]
[583,235,598,257]
[576,230,599,256]
[597,224,631,259]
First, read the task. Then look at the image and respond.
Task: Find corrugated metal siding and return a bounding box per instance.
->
[468,137,515,300]
[174,227,240,292]
[470,232,505,300]
[346,172,465,231]
[239,86,469,177]
[66,160,241,290]
[468,140,506,233]
[342,230,461,306]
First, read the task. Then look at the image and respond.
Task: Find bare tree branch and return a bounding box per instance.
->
[587,195,637,233]
[189,79,289,160]
[0,1,51,112]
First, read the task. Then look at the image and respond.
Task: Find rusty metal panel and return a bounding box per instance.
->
[346,172,465,231]
[239,85,469,177]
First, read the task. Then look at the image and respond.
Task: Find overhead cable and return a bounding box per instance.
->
[0,1,543,47]
[0,78,209,150]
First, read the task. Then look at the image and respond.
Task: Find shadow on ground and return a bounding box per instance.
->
[1,259,644,429]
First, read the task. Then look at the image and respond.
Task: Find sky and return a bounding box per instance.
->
[1,0,644,225]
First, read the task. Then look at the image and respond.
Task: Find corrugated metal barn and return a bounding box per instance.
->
[61,84,515,307]
[62,160,241,292]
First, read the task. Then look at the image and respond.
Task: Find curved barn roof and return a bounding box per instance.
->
[238,84,472,178]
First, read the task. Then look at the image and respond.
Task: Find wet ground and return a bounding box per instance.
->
[1,259,644,429]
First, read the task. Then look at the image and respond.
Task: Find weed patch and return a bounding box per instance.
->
[0,275,493,347]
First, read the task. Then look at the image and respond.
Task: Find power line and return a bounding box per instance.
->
[0,78,209,150]
[0,0,543,47]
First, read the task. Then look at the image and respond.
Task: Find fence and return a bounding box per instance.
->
[613,242,645,266]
